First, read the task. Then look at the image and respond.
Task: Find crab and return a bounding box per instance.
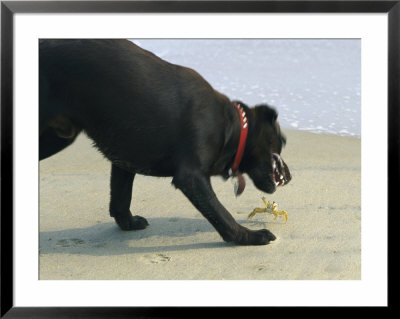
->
[247,197,288,222]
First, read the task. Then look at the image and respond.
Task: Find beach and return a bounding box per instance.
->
[39,129,361,280]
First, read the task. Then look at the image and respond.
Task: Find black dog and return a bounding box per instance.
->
[39,39,291,245]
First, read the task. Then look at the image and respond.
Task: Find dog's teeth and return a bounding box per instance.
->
[280,175,284,180]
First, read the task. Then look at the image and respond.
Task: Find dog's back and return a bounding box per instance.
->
[39,39,227,174]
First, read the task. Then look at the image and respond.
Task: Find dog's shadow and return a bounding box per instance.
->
[39,217,242,256]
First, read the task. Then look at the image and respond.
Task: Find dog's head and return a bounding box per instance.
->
[239,102,291,194]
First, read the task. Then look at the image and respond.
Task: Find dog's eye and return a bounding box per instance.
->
[281,134,287,146]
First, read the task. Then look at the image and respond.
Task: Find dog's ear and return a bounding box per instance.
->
[254,104,278,125]
[253,104,286,147]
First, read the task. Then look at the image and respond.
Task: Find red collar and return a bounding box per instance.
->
[230,103,248,175]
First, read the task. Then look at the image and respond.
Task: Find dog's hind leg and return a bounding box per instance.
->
[39,127,79,160]
[109,164,149,230]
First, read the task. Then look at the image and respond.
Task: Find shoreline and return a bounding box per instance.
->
[39,129,361,280]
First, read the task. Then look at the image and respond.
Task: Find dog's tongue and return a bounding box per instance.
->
[233,172,246,196]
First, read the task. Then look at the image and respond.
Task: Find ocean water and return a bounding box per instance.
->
[129,39,361,137]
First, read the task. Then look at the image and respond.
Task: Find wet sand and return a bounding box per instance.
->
[39,129,361,280]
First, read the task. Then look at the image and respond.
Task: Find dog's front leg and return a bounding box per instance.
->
[172,167,276,245]
[109,164,149,230]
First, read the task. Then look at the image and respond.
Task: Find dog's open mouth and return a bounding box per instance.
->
[272,153,291,187]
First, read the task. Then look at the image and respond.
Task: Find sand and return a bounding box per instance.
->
[39,129,361,280]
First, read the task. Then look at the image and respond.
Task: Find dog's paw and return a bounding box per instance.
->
[250,229,276,245]
[115,215,149,231]
[235,228,276,245]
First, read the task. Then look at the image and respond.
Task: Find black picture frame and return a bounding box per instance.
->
[1,0,397,317]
